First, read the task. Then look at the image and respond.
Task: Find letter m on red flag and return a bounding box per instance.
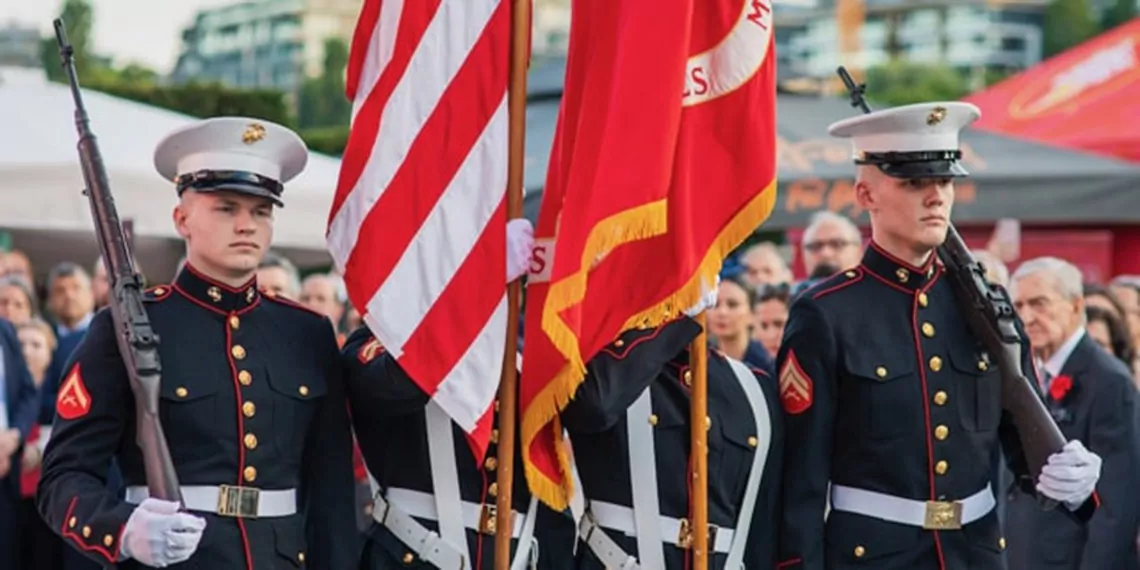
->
[520,0,779,509]
[328,0,512,460]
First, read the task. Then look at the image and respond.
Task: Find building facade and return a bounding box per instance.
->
[776,0,1049,79]
[172,0,361,93]
[0,21,41,69]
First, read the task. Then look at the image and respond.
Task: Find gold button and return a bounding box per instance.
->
[935,460,949,475]
[933,391,948,406]
[490,429,500,444]
[229,315,240,330]
[175,387,188,398]
[298,552,305,563]
[68,516,77,528]
[683,369,693,386]
[103,534,114,547]
[207,286,222,302]
[896,268,909,283]
[875,366,888,378]
[243,401,256,418]
[488,482,498,497]
[485,457,498,471]
[999,537,1006,550]
[854,545,866,557]
[747,436,758,448]
[244,466,257,482]
[238,370,252,386]
[929,356,943,372]
[403,552,415,564]
[918,292,929,307]
[648,414,658,426]
[922,322,935,338]
[705,416,712,430]
[614,339,625,348]
[299,385,309,396]
[154,287,166,296]
[82,525,91,538]
[244,433,258,450]
[977,360,988,371]
[934,425,949,440]
[232,345,246,360]
[845,270,856,278]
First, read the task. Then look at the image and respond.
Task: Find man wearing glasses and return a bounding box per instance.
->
[799,211,862,277]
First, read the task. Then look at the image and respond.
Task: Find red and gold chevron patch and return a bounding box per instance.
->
[779,350,813,415]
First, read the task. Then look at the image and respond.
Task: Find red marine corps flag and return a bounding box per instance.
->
[520,0,779,509]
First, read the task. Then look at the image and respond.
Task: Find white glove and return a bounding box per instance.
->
[1036,439,1102,510]
[684,276,720,318]
[120,498,207,567]
[507,218,535,283]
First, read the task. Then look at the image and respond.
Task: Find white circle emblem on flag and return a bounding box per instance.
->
[683,0,775,107]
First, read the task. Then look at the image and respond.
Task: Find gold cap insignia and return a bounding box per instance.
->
[242,123,267,145]
[927,106,947,126]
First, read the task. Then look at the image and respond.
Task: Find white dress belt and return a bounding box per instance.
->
[124,485,297,518]
[829,483,996,528]
[588,500,735,554]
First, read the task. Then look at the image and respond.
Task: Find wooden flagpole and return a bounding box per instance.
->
[495,0,531,566]
[690,313,710,570]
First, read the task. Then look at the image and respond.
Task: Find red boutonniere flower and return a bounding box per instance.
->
[1049,374,1074,402]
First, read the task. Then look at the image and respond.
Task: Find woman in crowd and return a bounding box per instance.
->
[0,275,37,325]
[708,272,774,375]
[16,318,61,570]
[751,283,790,362]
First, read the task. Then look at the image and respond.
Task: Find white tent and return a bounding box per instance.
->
[0,66,339,282]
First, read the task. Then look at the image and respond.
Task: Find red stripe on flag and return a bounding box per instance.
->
[345,0,383,101]
[397,200,507,391]
[331,0,442,223]
[340,2,510,308]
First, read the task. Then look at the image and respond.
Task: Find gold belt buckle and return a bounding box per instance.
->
[217,485,261,519]
[676,518,693,549]
[923,500,963,530]
[479,504,501,536]
[676,519,719,550]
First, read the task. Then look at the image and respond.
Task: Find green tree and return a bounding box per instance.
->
[1101,0,1137,31]
[864,60,970,107]
[40,0,104,82]
[1043,0,1098,58]
[297,38,351,129]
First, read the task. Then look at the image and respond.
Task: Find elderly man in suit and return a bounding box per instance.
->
[0,317,40,569]
[1007,256,1140,570]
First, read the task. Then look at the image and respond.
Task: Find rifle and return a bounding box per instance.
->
[836,66,1065,504]
[54,19,182,503]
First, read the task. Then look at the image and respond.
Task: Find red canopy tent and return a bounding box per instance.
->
[965,18,1140,162]
[965,19,1140,277]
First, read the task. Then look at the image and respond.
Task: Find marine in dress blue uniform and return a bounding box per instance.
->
[37,118,358,569]
[775,102,1102,570]
[562,312,784,570]
[342,329,576,570]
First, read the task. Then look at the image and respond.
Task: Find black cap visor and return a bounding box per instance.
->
[856,150,970,179]
[176,170,285,207]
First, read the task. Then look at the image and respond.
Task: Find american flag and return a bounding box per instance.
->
[327,0,511,457]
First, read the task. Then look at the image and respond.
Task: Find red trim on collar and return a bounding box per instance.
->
[183,262,256,293]
[869,240,937,274]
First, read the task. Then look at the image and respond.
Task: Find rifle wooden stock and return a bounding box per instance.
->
[54,19,182,503]
[937,226,1065,486]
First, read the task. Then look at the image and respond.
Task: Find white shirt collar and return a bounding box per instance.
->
[1043,326,1086,378]
[56,311,94,337]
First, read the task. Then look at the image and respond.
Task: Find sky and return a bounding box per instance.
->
[1,0,237,74]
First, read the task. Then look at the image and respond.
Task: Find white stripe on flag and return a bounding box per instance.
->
[432,293,509,430]
[329,0,503,270]
[364,96,508,354]
[352,0,405,120]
